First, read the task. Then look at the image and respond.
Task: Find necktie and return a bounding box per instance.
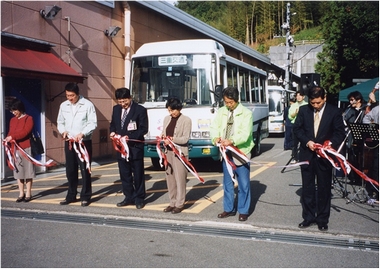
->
[225,110,234,139]
[314,110,320,136]
[121,109,128,129]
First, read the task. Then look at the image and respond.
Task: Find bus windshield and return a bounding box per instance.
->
[131,54,214,106]
[268,89,283,115]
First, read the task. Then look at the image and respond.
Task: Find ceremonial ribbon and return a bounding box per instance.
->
[315,141,378,188]
[67,136,91,174]
[218,144,236,183]
[218,144,253,184]
[111,134,130,161]
[2,140,56,171]
[160,136,204,183]
[155,136,168,168]
[315,141,351,175]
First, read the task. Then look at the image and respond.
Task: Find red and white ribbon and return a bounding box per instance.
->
[111,134,130,161]
[161,136,204,183]
[67,136,91,174]
[2,140,56,171]
[315,140,378,188]
[218,144,253,184]
[156,136,168,168]
[315,141,351,175]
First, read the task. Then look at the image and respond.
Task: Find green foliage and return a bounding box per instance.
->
[315,1,379,93]
[294,27,323,41]
[176,1,379,94]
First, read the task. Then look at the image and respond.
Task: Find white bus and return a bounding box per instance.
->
[130,39,269,168]
[268,85,286,134]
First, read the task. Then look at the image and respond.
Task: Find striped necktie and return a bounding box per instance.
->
[121,109,128,129]
[225,110,234,139]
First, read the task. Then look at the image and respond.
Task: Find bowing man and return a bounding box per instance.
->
[110,88,148,209]
[293,86,345,232]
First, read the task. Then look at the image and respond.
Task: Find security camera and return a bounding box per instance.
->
[104,26,121,37]
[40,5,61,20]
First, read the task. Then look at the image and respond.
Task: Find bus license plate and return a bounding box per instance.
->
[202,148,211,155]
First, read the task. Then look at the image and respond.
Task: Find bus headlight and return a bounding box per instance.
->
[192,131,201,138]
[202,131,210,138]
[191,131,210,138]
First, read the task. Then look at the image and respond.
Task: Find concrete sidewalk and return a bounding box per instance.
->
[1,137,379,242]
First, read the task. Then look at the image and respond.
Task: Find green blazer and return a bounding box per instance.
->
[210,103,254,155]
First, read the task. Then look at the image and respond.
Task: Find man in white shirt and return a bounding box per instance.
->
[57,83,97,206]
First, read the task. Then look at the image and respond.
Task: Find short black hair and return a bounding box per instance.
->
[166,97,183,110]
[308,86,326,100]
[347,91,364,103]
[10,99,25,113]
[296,90,305,96]
[222,86,239,102]
[115,87,131,99]
[65,83,79,95]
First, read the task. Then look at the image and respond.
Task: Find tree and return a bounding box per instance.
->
[315,2,379,93]
[176,1,327,53]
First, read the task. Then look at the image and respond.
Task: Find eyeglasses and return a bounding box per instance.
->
[349,98,356,102]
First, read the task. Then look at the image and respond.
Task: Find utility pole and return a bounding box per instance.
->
[282,2,294,92]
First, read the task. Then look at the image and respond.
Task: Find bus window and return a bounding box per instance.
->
[239,68,249,102]
[227,64,237,88]
[260,76,267,103]
[251,75,259,102]
[131,54,213,105]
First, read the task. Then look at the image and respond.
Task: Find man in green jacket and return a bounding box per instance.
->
[288,91,307,162]
[210,86,254,221]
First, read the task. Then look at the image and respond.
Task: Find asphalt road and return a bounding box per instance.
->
[1,136,379,267]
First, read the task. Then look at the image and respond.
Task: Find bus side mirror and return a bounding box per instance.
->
[214,85,223,103]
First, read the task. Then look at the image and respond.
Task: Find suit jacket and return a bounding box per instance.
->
[161,114,192,157]
[110,102,148,159]
[293,103,345,162]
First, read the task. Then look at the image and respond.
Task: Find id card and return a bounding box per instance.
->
[127,120,137,131]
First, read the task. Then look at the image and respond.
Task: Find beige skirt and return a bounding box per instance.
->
[13,147,35,179]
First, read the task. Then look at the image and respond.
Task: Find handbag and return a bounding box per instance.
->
[30,130,44,156]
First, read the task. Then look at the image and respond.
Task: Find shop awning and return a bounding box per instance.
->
[338,77,379,102]
[1,45,85,83]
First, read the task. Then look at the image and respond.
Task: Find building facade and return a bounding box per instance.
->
[1,1,297,178]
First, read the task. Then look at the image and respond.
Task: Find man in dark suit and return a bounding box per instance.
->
[293,86,345,231]
[110,88,148,209]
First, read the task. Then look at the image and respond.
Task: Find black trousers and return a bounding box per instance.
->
[117,157,146,204]
[291,128,300,160]
[64,140,92,201]
[300,157,332,225]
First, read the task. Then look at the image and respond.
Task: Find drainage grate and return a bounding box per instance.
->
[2,209,378,251]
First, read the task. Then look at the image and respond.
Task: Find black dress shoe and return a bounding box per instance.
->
[16,195,25,203]
[116,200,134,207]
[136,202,144,209]
[298,220,314,228]
[81,200,90,207]
[24,196,32,203]
[239,214,248,221]
[60,199,76,205]
[318,224,328,231]
[217,211,236,218]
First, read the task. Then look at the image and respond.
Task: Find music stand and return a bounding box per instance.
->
[347,123,379,203]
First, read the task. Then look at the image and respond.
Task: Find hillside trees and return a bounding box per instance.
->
[315,1,379,93]
[176,1,325,52]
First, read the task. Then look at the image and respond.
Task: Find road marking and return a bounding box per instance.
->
[1,161,276,213]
